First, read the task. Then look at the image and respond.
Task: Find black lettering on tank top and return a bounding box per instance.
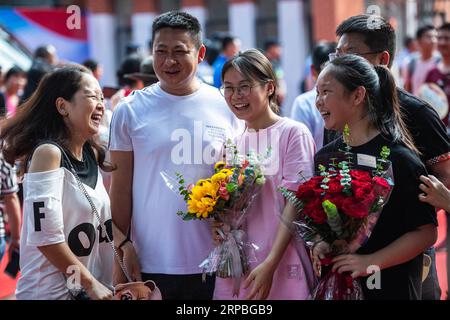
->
[68,223,96,256]
[97,219,113,243]
[33,202,45,232]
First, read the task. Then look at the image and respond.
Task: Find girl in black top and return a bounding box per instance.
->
[313,55,437,299]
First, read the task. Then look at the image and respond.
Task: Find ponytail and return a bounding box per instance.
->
[373,65,419,155]
[269,93,280,114]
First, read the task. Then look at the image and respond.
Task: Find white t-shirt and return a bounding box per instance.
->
[109,82,242,274]
[290,89,323,149]
[410,55,440,95]
[16,168,113,300]
[403,54,439,95]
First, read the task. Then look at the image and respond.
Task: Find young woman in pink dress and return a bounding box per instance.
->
[213,49,316,300]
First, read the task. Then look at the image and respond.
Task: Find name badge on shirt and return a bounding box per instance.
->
[357,153,377,168]
[203,124,227,143]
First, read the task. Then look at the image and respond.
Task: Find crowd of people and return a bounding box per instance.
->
[0,10,449,300]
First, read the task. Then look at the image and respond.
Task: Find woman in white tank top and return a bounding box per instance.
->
[0,66,135,300]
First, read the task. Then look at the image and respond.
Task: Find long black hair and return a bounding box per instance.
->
[0,66,115,173]
[326,54,418,154]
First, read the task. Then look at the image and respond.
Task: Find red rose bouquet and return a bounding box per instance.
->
[281,130,394,300]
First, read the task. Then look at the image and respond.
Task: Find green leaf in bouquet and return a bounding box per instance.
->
[175,172,186,188]
[279,187,304,212]
[323,200,345,238]
[343,124,350,141]
[375,146,391,176]
[226,183,238,193]
[215,198,227,210]
[329,158,338,169]
[177,211,196,221]
[370,196,384,212]
[177,210,192,221]
[256,176,265,185]
[297,170,309,183]
[380,146,391,160]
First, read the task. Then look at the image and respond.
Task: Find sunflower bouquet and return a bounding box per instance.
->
[174,141,268,296]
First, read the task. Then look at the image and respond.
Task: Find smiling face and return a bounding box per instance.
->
[315,67,358,132]
[418,29,437,54]
[5,73,26,94]
[61,73,105,139]
[222,67,272,124]
[153,27,205,96]
[437,29,450,58]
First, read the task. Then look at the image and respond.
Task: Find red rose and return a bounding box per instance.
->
[324,194,346,210]
[373,176,392,198]
[327,178,344,194]
[312,186,324,196]
[297,176,323,200]
[341,196,371,219]
[352,180,373,200]
[296,185,315,200]
[350,170,372,181]
[303,198,327,224]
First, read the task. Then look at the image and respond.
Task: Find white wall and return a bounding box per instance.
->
[229,2,256,50]
[278,0,309,117]
[88,13,117,87]
[406,0,418,38]
[182,6,207,33]
[132,12,156,55]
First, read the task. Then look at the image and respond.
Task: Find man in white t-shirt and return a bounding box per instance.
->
[403,25,440,95]
[109,11,240,300]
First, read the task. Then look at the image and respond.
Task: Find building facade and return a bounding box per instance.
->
[2,0,450,111]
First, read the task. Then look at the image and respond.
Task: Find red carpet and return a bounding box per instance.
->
[0,211,448,299]
[436,210,448,299]
[0,244,19,299]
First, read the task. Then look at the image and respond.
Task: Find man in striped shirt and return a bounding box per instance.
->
[0,151,21,263]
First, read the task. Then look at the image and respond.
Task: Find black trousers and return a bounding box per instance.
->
[446,212,450,299]
[421,247,442,300]
[142,273,215,300]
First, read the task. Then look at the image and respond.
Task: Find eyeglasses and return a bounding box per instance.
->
[328,51,383,61]
[219,83,263,98]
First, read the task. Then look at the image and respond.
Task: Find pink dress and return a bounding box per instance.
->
[213,118,317,300]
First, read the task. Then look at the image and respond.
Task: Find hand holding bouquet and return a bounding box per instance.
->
[172,141,268,296]
[281,128,394,300]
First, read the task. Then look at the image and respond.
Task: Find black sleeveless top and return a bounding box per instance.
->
[60,143,98,189]
[31,141,98,189]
